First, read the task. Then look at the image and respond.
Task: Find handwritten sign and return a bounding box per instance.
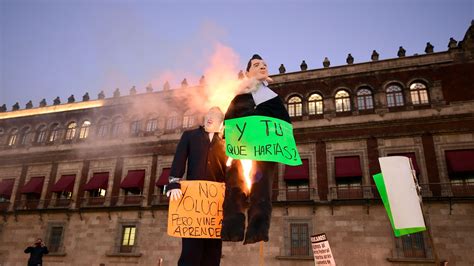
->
[225,115,302,166]
[167,180,225,239]
[311,233,336,266]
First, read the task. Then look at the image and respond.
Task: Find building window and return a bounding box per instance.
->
[120,170,145,198]
[284,159,310,200]
[120,225,136,253]
[166,113,179,130]
[308,93,323,115]
[287,96,302,117]
[400,232,427,258]
[182,115,195,128]
[130,120,141,136]
[7,128,18,146]
[110,117,122,137]
[290,223,310,256]
[386,84,404,107]
[79,121,91,139]
[56,191,72,200]
[0,178,15,202]
[90,188,106,197]
[49,124,60,142]
[334,156,363,199]
[410,82,429,105]
[65,122,77,140]
[145,119,157,132]
[357,88,374,110]
[335,90,351,112]
[183,110,195,129]
[36,125,48,143]
[97,119,109,138]
[445,149,474,196]
[19,127,31,145]
[48,226,64,253]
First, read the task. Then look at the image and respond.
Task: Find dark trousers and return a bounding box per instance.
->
[178,238,222,266]
[222,160,276,244]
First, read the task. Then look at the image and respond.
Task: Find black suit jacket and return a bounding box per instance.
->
[225,93,291,123]
[170,126,227,182]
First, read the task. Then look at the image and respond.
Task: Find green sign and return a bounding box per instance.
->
[224,115,302,166]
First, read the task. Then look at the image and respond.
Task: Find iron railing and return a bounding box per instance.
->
[0,182,471,212]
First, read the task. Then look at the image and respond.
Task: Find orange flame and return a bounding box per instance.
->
[226,158,253,193]
[241,159,253,192]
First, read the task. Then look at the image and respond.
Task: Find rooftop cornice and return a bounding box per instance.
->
[270,51,456,84]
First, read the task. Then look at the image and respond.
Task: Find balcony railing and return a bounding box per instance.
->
[14,199,43,210]
[151,193,170,205]
[330,182,474,200]
[286,187,312,201]
[78,196,107,208]
[330,186,365,200]
[447,181,474,197]
[0,201,11,211]
[122,195,145,206]
[0,182,470,213]
[272,187,317,202]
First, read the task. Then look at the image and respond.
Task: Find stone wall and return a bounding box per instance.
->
[0,202,472,266]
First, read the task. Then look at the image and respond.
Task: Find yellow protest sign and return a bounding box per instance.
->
[167,180,225,239]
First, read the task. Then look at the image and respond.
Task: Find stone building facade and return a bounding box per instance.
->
[0,22,473,265]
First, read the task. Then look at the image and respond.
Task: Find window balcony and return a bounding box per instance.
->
[151,194,169,205]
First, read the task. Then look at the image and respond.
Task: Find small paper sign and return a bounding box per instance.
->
[311,233,336,266]
[224,115,302,166]
[167,180,225,239]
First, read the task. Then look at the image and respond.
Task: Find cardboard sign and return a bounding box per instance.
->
[311,233,336,266]
[167,180,225,239]
[224,115,302,166]
[374,156,426,237]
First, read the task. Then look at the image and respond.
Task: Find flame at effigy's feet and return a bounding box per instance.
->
[241,159,253,193]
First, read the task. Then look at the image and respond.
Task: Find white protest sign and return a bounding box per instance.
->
[378,156,425,230]
[311,233,336,266]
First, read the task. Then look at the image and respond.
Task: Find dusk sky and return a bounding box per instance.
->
[0,0,472,109]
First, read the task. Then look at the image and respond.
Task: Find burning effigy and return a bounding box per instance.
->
[222,54,302,244]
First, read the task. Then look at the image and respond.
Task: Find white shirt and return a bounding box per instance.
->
[251,81,278,105]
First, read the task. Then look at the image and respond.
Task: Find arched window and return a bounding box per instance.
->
[386,84,404,107]
[79,121,91,139]
[357,88,374,110]
[19,127,31,145]
[335,90,351,112]
[130,119,141,136]
[49,123,60,142]
[308,93,323,115]
[183,110,195,129]
[287,96,302,117]
[65,122,77,140]
[36,125,47,143]
[7,128,18,146]
[146,118,158,132]
[410,82,429,105]
[166,112,179,130]
[97,119,109,137]
[110,117,122,137]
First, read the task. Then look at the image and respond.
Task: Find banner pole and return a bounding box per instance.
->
[259,242,264,266]
[411,161,439,265]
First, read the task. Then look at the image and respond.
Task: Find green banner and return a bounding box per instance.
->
[373,173,426,237]
[224,115,302,166]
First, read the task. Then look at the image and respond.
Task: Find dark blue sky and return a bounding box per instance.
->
[1,0,472,108]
